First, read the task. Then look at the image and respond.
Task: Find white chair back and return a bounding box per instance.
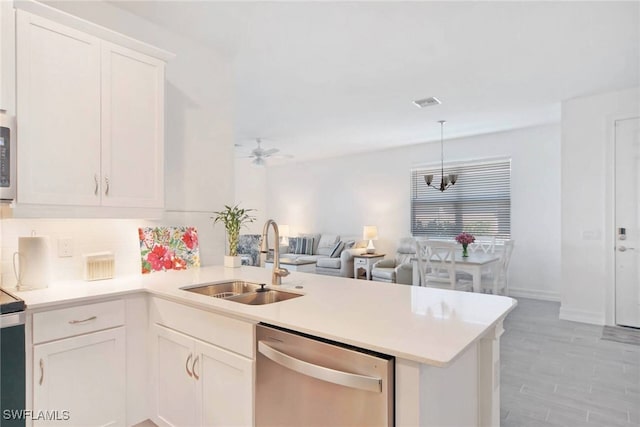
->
[469,235,496,254]
[415,240,458,289]
[488,240,515,294]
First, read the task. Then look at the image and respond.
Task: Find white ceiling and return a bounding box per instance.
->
[112,1,639,163]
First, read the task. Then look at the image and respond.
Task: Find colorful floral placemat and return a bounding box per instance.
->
[139,226,200,274]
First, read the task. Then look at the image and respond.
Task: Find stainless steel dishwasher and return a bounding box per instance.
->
[256,323,394,427]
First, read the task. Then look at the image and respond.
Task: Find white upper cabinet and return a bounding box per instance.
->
[0,1,16,113]
[101,42,165,208]
[17,12,102,206]
[15,6,170,210]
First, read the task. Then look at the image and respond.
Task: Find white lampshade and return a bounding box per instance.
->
[363,226,378,240]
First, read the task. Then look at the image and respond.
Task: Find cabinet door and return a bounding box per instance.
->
[152,325,197,427]
[195,339,254,427]
[32,327,125,426]
[16,11,102,206]
[101,42,164,208]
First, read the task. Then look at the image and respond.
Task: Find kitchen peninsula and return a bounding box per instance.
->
[14,266,516,427]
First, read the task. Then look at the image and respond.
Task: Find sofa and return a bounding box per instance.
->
[371,237,416,284]
[279,233,367,278]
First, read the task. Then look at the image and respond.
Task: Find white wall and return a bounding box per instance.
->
[0,1,235,286]
[561,87,640,325]
[240,124,562,300]
[234,159,268,235]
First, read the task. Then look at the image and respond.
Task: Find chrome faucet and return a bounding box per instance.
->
[260,219,290,286]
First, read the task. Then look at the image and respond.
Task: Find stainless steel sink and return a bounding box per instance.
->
[181,281,263,299]
[181,281,302,305]
[225,289,302,305]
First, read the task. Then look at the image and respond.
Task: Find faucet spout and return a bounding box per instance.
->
[260,219,290,286]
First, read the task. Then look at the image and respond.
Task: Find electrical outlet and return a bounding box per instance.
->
[58,237,73,257]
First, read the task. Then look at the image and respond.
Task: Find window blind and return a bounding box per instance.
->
[410,159,511,239]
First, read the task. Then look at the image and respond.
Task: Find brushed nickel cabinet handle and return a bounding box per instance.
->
[94,174,99,196]
[192,355,200,380]
[185,353,193,378]
[39,359,44,386]
[104,177,110,196]
[68,316,97,325]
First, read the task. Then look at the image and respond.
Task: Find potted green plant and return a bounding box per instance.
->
[212,204,256,268]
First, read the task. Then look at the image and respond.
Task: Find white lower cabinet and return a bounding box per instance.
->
[152,324,254,427]
[32,327,126,426]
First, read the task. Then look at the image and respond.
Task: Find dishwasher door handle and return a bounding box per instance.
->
[258,341,382,393]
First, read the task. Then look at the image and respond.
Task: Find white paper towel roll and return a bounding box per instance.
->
[13,236,52,290]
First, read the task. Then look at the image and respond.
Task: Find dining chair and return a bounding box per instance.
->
[415,240,472,291]
[469,235,496,254]
[481,240,515,295]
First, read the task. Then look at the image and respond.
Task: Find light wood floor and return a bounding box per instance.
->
[501,298,640,427]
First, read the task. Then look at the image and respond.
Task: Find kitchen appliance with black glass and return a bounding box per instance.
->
[1,288,26,427]
[0,112,16,201]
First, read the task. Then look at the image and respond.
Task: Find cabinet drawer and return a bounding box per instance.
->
[33,299,125,344]
[354,258,367,266]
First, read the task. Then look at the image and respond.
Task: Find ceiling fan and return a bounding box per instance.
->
[238,138,292,166]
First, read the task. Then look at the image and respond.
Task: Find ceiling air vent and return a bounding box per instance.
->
[413,97,442,108]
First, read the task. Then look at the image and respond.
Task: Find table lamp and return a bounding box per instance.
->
[279,224,290,245]
[363,225,378,254]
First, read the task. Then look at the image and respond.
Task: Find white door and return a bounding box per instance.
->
[152,325,197,427]
[615,117,640,328]
[195,339,254,427]
[16,11,102,206]
[33,328,126,426]
[101,42,165,208]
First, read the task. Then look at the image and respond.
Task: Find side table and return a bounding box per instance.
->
[353,254,385,280]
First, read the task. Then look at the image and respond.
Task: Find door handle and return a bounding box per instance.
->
[94,174,99,196]
[39,359,44,386]
[185,353,193,378]
[618,246,636,252]
[104,177,110,196]
[258,341,382,393]
[192,355,200,380]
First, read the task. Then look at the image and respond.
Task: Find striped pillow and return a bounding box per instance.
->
[290,237,314,255]
[330,241,345,258]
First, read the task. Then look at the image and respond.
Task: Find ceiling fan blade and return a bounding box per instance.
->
[261,148,279,157]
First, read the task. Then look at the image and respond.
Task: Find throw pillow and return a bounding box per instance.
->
[291,237,314,255]
[316,234,340,256]
[288,238,298,254]
[343,240,355,249]
[330,241,345,258]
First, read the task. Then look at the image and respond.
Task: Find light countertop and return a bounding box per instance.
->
[9,266,517,367]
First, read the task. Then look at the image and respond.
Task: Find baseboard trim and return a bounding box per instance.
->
[559,306,605,325]
[508,287,560,302]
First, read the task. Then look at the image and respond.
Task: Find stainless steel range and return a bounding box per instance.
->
[1,288,26,427]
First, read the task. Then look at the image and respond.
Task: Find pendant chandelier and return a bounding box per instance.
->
[424,120,457,192]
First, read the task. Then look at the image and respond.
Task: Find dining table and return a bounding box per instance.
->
[411,251,501,292]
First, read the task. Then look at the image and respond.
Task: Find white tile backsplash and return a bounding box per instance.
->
[0,212,225,288]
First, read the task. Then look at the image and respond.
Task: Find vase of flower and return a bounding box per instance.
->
[212,204,256,268]
[455,232,475,257]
